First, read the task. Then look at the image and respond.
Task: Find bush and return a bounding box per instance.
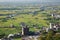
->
[0,33,5,38]
[54,33,60,40]
[38,35,45,40]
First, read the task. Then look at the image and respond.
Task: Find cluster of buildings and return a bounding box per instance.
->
[51,13,60,19]
[42,23,60,32]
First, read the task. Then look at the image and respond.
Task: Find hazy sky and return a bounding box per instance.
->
[0,0,60,2]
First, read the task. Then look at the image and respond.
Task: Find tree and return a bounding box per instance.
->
[54,33,60,40]
[38,35,45,40]
[45,30,54,40]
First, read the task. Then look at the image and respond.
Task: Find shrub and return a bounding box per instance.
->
[0,33,5,38]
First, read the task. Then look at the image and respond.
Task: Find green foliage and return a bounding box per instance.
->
[0,28,21,35]
[0,32,5,38]
[38,30,60,40]
[45,31,54,40]
[38,35,45,40]
[53,33,60,40]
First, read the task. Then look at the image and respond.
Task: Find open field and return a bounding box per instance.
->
[0,3,60,40]
[0,5,60,30]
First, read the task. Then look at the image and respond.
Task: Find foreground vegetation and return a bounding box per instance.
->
[38,30,60,40]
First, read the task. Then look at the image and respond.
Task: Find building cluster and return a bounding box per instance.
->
[41,23,60,33]
[51,13,60,19]
[49,23,60,31]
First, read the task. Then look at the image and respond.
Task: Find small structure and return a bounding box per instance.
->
[46,28,50,32]
[22,26,29,36]
[8,34,14,38]
[50,23,54,29]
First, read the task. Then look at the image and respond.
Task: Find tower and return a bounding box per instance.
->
[50,23,52,29]
[22,27,24,35]
[50,23,54,29]
[22,26,29,36]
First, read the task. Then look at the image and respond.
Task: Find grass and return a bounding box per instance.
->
[0,12,49,27]
[0,28,21,35]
